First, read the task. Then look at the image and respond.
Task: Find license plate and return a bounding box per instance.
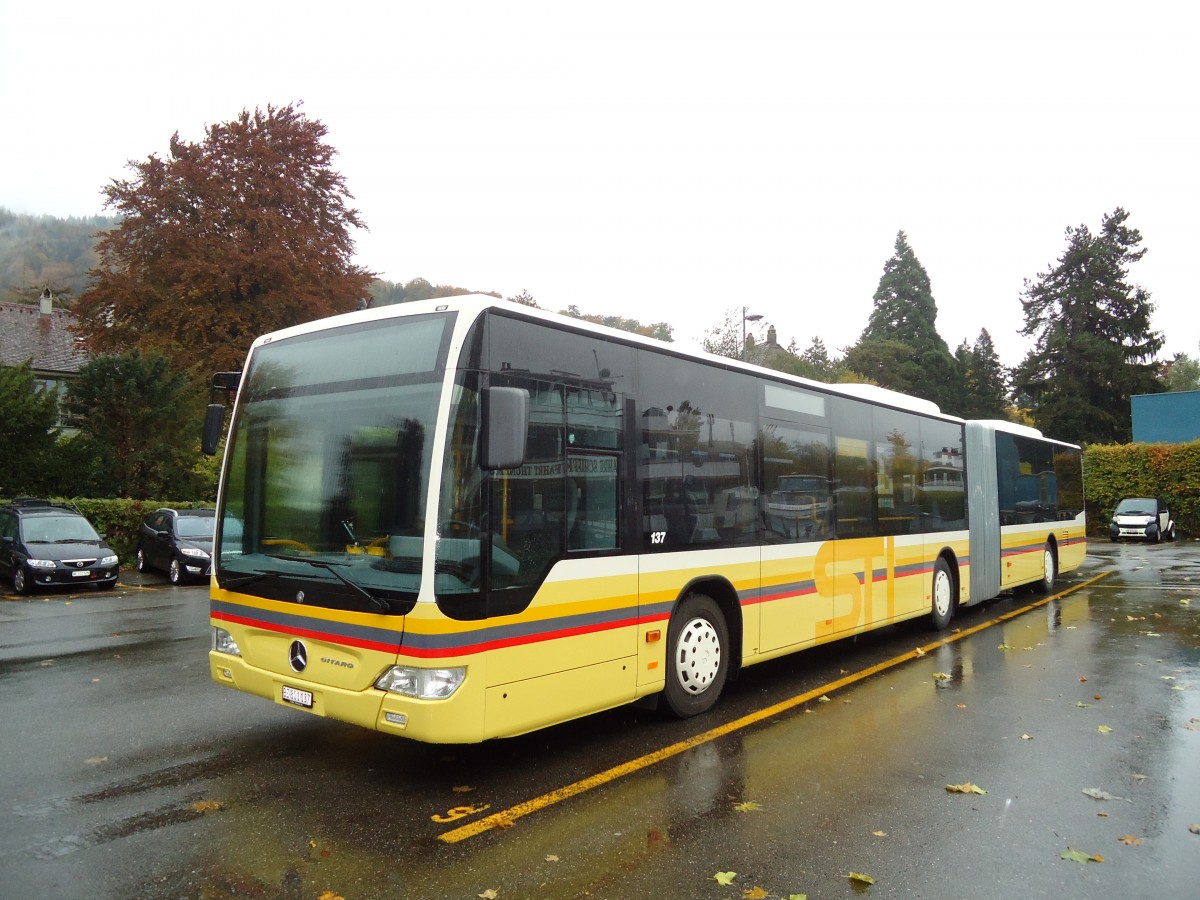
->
[281,685,314,708]
[72,570,91,578]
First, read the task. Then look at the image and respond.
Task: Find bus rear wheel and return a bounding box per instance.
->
[930,558,955,631]
[661,592,729,718]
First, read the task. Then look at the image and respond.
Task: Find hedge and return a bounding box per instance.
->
[1083,441,1200,538]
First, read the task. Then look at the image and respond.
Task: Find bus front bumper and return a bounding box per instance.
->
[209,651,487,744]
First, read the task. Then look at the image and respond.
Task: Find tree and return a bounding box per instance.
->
[563,304,673,342]
[0,361,60,496]
[1164,348,1200,392]
[844,231,958,410]
[1011,208,1163,444]
[954,329,1009,419]
[63,350,206,499]
[74,104,374,377]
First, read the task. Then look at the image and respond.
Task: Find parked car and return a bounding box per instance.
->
[0,499,119,594]
[137,508,215,584]
[1109,497,1177,543]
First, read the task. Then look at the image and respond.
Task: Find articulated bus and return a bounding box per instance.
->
[203,297,1085,743]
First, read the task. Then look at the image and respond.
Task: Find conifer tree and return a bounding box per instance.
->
[844,231,958,410]
[1012,207,1162,443]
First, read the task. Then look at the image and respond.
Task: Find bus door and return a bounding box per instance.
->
[759,420,833,652]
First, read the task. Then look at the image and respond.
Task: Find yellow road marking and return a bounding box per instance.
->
[438,570,1113,843]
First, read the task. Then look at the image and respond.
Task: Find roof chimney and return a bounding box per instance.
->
[40,288,53,316]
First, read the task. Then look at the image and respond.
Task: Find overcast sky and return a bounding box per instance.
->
[4,1,1196,367]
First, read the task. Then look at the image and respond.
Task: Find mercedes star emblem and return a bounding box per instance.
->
[289,640,308,673]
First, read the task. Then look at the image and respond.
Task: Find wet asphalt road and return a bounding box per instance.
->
[1,543,1197,899]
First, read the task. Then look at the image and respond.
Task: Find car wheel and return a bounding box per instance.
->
[13,566,31,595]
[136,548,147,573]
[168,558,183,585]
[930,557,956,631]
[661,592,729,718]
[1035,542,1057,593]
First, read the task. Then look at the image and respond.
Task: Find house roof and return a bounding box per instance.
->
[0,302,89,376]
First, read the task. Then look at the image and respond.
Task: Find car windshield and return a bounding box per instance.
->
[176,516,214,539]
[215,313,452,613]
[1115,498,1156,516]
[23,514,99,543]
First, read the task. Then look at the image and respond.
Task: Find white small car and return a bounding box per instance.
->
[1109,497,1177,543]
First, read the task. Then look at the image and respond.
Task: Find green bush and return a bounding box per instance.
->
[1084,441,1200,537]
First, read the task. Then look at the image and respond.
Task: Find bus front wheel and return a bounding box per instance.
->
[930,558,955,631]
[1035,543,1057,594]
[661,592,729,718]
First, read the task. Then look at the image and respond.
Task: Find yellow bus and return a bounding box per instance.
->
[203,297,1086,743]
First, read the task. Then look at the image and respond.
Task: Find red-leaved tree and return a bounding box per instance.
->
[75,103,375,375]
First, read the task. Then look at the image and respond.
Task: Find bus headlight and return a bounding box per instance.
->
[375,665,466,700]
[212,627,241,656]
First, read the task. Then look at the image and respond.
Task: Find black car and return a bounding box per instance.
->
[136,508,215,584]
[0,499,120,594]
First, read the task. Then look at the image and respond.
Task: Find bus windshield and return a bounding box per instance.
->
[215,313,453,613]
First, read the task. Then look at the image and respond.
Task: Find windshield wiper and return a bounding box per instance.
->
[271,554,391,614]
[219,570,274,590]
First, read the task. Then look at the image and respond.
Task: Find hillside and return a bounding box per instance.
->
[0,207,116,305]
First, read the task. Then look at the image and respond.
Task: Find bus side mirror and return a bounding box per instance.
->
[202,403,226,456]
[481,386,528,470]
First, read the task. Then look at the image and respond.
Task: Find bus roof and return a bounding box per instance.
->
[247,295,962,422]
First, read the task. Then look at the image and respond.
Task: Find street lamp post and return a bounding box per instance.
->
[742,307,763,362]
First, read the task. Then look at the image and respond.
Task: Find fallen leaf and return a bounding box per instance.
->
[1189,824,1200,835]
[478,890,498,900]
[192,800,222,812]
[848,872,876,885]
[1081,788,1130,802]
[788,895,808,900]
[997,643,1012,651]
[84,756,107,765]
[1093,694,1102,700]
[817,695,831,703]
[744,888,768,899]
[1076,701,1093,708]
[945,782,988,795]
[491,814,515,830]
[545,854,559,862]
[956,704,967,709]
[92,678,100,683]
[1021,733,1033,740]
[1118,834,1142,846]
[1098,725,1113,734]
[1096,811,1109,817]
[1060,848,1103,864]
[914,647,926,657]
[872,830,887,837]
[734,801,763,813]
[932,672,950,681]
[452,785,475,793]
[1080,676,1088,683]
[1133,773,1149,780]
[713,872,737,885]
[318,892,344,900]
